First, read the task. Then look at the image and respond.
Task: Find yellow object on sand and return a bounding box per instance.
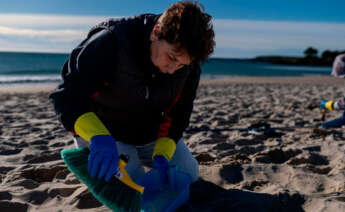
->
[117,158,144,194]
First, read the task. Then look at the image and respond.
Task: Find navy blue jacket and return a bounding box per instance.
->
[49,14,201,145]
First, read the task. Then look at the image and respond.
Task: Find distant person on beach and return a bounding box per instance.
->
[49,1,215,184]
[320,53,345,128]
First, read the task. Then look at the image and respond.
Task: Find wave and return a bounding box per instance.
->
[0,69,60,75]
[262,65,331,72]
[0,75,62,84]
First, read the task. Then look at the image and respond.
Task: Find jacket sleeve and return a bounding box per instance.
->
[157,64,201,143]
[49,29,116,132]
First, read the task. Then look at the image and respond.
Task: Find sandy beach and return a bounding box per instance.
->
[1,76,345,211]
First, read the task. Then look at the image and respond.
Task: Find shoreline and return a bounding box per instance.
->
[0,76,343,94]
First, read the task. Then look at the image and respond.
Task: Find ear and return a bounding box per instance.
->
[150,25,160,41]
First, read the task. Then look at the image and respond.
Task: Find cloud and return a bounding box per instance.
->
[0,26,84,42]
[214,19,345,34]
[0,13,344,57]
[0,14,108,29]
[213,19,345,57]
[0,13,108,52]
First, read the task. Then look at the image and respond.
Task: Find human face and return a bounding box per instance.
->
[150,27,191,74]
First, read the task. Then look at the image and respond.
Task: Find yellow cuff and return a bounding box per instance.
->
[325,100,334,111]
[74,112,110,142]
[152,137,176,161]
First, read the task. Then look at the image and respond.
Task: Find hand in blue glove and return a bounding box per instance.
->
[320,100,327,109]
[88,135,119,182]
[320,100,334,111]
[153,155,170,184]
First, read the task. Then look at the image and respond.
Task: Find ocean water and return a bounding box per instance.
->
[0,52,66,84]
[0,52,332,85]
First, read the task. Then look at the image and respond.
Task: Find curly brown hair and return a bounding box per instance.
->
[156,1,215,63]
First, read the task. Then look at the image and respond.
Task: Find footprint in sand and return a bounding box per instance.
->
[2,141,28,148]
[240,179,269,191]
[287,153,329,166]
[234,138,263,146]
[0,167,16,175]
[0,166,15,183]
[213,143,235,150]
[0,149,23,155]
[74,189,103,209]
[30,140,48,146]
[195,153,216,163]
[200,134,229,145]
[21,166,66,183]
[219,164,244,184]
[11,179,40,189]
[238,145,265,155]
[24,152,61,164]
[305,165,332,175]
[49,186,82,198]
[254,148,302,164]
[302,145,321,152]
[50,142,67,148]
[0,201,28,212]
[18,190,52,205]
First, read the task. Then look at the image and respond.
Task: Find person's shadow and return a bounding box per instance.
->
[178,177,305,212]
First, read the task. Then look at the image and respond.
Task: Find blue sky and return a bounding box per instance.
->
[0,0,345,58]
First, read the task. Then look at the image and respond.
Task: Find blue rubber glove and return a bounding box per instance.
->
[88,135,119,182]
[153,155,170,184]
[320,100,334,111]
[320,100,327,109]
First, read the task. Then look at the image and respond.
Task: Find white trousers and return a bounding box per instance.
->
[74,137,199,183]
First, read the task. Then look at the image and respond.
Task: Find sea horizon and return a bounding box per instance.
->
[0,51,333,85]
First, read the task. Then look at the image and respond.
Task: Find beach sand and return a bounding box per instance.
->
[1,76,345,211]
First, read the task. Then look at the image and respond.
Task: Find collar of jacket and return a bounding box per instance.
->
[143,14,161,76]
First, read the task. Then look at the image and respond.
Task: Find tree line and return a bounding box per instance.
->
[304,47,345,64]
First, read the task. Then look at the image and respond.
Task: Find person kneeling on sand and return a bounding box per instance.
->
[321,53,345,128]
[49,1,215,184]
